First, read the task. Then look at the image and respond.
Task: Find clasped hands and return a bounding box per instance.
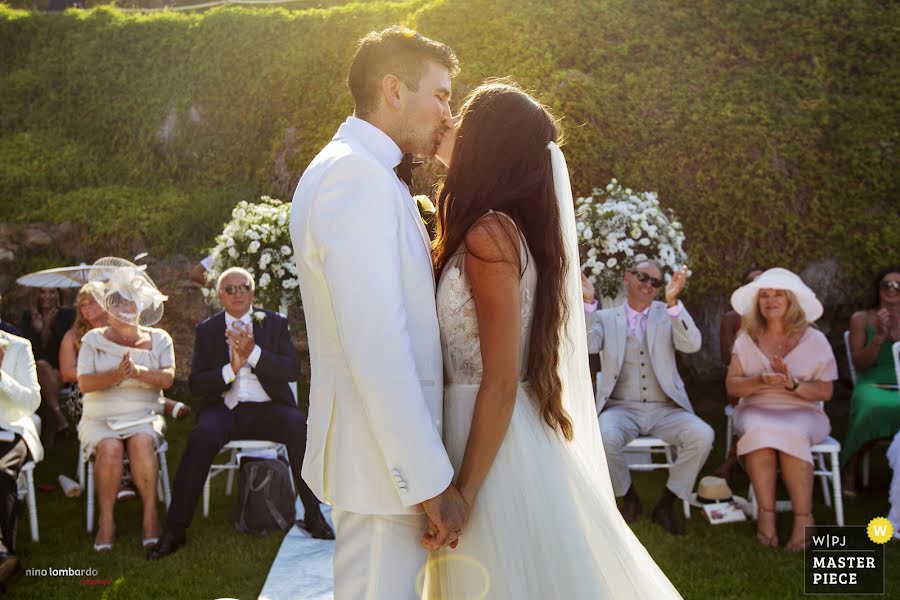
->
[116,351,147,382]
[761,355,798,390]
[420,483,471,552]
[226,321,255,371]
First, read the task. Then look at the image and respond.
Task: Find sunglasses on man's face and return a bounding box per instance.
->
[630,270,664,289]
[222,284,252,295]
[880,280,900,292]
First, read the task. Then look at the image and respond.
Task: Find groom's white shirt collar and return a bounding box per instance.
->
[337,116,404,172]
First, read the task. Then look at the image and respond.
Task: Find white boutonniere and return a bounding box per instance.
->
[252,310,267,323]
[0,335,9,352]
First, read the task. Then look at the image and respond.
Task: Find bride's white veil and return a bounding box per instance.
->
[548,141,618,507]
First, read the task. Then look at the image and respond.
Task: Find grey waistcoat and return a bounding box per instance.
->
[609,330,670,404]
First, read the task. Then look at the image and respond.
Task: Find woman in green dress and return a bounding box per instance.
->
[842,265,900,496]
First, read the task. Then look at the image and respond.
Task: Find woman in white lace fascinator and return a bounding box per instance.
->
[76,257,175,551]
[425,81,683,599]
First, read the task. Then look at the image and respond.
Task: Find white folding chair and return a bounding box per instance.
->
[86,440,171,533]
[16,461,38,543]
[844,330,857,387]
[623,436,691,519]
[724,404,735,458]
[202,440,291,517]
[848,336,898,488]
[863,343,900,486]
[745,435,845,526]
[845,330,872,485]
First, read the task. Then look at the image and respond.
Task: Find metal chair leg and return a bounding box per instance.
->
[830,450,845,526]
[203,476,211,518]
[86,460,94,534]
[25,467,39,542]
[158,450,171,509]
[816,453,832,508]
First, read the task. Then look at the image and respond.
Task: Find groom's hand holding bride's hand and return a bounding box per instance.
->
[420,483,471,551]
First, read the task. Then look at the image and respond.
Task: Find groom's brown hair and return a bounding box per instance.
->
[348,26,458,117]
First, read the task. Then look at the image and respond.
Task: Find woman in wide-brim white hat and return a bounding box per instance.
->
[725,268,838,551]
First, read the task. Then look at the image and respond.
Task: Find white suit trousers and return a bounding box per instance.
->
[332,507,427,600]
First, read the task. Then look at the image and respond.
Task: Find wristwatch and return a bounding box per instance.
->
[786,377,800,391]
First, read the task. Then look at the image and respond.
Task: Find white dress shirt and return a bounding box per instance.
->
[221,309,269,409]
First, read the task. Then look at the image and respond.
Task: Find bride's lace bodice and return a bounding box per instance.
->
[436,213,537,385]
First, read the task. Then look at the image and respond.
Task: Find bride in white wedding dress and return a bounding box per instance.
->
[422,81,683,599]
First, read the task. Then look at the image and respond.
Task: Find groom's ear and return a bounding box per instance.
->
[381,74,404,112]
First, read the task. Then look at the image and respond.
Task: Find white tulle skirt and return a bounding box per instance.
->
[423,383,683,600]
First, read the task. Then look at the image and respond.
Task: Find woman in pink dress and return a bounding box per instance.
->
[725,268,837,551]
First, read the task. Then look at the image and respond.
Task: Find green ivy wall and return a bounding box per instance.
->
[1,0,897,299]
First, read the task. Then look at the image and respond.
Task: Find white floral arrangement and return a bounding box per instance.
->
[203,196,300,311]
[576,179,688,299]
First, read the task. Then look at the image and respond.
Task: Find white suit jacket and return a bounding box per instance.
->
[0,331,43,462]
[589,301,701,415]
[290,117,452,515]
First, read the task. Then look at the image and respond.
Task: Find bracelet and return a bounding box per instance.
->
[786,378,800,392]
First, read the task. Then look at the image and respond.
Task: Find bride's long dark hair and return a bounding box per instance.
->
[434,81,573,440]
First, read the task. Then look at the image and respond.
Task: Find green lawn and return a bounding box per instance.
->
[10,382,899,599]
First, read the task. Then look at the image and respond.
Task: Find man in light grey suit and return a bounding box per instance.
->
[589,260,713,535]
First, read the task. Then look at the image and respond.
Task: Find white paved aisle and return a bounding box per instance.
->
[259,501,335,600]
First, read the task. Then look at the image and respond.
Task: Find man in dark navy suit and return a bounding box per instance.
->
[149,267,333,560]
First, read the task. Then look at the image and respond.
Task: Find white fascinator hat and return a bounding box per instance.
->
[730,267,823,322]
[88,257,168,326]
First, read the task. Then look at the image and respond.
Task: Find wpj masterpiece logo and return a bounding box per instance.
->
[804,519,892,595]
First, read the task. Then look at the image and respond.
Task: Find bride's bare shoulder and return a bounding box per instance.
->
[464,211,521,266]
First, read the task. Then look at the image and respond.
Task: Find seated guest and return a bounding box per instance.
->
[77,258,174,551]
[148,267,333,560]
[188,255,213,286]
[0,292,22,337]
[0,330,42,589]
[19,287,75,446]
[591,260,713,535]
[60,283,108,425]
[726,268,836,551]
[841,265,900,496]
[714,266,765,483]
[61,283,190,426]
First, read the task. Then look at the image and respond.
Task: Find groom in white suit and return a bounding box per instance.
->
[290,27,469,599]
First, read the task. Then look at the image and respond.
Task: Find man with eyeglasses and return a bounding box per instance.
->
[589,259,713,536]
[148,267,333,560]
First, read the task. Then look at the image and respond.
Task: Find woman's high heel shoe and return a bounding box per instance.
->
[755,507,779,548]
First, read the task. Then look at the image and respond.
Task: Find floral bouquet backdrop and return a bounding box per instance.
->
[576,179,688,300]
[204,196,300,311]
